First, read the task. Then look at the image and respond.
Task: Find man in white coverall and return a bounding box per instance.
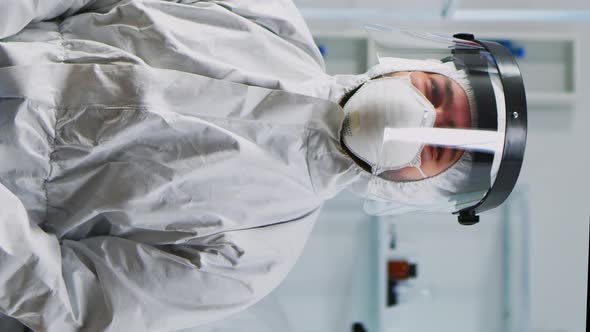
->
[0,0,525,331]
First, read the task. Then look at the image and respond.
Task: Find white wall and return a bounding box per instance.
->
[519,24,589,332]
[459,0,590,10]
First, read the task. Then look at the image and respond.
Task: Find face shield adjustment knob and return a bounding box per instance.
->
[458,210,480,225]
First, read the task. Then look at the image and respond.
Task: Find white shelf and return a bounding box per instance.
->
[526,92,578,107]
[297,0,590,22]
[312,30,578,106]
[452,9,590,22]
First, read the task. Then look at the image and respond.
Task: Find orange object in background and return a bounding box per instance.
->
[387,261,417,306]
[387,260,417,281]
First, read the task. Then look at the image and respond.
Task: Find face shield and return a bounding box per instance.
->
[341,26,527,225]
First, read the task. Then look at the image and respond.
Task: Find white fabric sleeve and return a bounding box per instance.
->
[0,0,324,70]
[0,0,110,39]
[208,0,325,70]
[0,183,70,330]
[0,183,317,331]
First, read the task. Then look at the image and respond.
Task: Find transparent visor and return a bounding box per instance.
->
[349,26,507,215]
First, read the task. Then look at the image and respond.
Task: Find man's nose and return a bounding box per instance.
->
[433,107,448,128]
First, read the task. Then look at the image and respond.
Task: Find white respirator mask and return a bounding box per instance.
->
[341,74,436,178]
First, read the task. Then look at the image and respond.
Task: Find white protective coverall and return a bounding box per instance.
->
[0,0,371,331]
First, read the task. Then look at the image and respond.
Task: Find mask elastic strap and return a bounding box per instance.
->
[416,166,428,179]
[410,155,428,179]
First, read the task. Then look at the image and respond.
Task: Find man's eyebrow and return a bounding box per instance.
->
[443,77,454,110]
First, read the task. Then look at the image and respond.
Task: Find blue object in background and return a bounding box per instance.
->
[317,44,326,57]
[492,39,525,58]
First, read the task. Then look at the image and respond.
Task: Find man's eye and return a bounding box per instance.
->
[431,80,442,106]
[436,146,443,160]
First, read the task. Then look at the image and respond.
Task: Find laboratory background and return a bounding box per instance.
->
[185,1,590,331]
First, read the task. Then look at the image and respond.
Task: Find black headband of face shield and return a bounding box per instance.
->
[448,34,528,225]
